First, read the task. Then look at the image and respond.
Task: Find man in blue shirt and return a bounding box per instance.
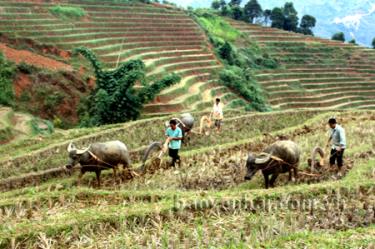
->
[165,119,183,167]
[327,118,346,171]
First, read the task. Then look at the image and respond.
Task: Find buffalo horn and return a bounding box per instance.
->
[67,142,75,152]
[76,145,91,154]
[255,153,271,164]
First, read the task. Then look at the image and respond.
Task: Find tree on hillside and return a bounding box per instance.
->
[263,9,271,25]
[228,0,241,7]
[298,15,316,35]
[211,0,221,10]
[270,7,284,29]
[332,32,345,42]
[74,47,180,126]
[372,38,375,48]
[231,5,244,20]
[349,39,357,44]
[219,0,227,8]
[0,53,15,106]
[220,5,232,17]
[283,2,298,32]
[221,4,230,16]
[244,0,263,24]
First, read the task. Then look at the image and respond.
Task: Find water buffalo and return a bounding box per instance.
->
[164,113,195,139]
[245,140,300,188]
[65,140,130,187]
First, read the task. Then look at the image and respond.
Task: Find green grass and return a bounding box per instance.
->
[195,11,241,42]
[49,5,86,20]
[0,126,13,143]
[265,226,375,248]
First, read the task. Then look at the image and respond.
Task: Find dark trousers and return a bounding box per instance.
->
[330,149,345,168]
[214,119,222,128]
[168,148,180,167]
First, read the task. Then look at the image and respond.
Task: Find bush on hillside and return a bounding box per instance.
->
[218,41,236,65]
[219,66,270,112]
[30,118,54,136]
[17,62,37,74]
[349,39,357,45]
[0,127,14,144]
[0,52,16,106]
[231,5,244,20]
[44,92,65,113]
[332,32,345,42]
[49,6,86,19]
[216,39,277,70]
[74,47,180,126]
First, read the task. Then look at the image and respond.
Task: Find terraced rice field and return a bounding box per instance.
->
[0,110,374,248]
[0,106,33,145]
[229,20,375,110]
[0,0,238,115]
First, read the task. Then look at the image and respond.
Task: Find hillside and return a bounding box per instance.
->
[170,0,375,47]
[229,19,375,110]
[0,109,374,247]
[0,0,240,116]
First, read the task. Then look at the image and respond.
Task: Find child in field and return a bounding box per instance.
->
[211,98,223,133]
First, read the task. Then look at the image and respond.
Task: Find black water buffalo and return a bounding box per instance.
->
[65,140,130,187]
[245,140,300,188]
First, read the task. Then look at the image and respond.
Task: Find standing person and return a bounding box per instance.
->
[212,98,223,133]
[165,119,183,167]
[327,117,346,174]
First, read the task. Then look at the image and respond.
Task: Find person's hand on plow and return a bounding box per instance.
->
[158,137,171,159]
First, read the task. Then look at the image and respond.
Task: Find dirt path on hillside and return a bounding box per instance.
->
[13,113,32,136]
[0,107,11,128]
[0,43,72,71]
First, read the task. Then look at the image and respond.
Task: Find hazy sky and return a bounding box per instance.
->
[167,0,210,8]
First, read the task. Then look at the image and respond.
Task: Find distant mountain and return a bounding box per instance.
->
[169,0,375,47]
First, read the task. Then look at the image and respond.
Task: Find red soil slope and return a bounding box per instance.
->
[0,43,72,71]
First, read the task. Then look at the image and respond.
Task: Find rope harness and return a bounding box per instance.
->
[260,154,322,177]
[75,150,141,177]
[88,151,117,168]
[260,154,297,172]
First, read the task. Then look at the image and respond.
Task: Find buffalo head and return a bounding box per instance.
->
[65,142,90,170]
[244,153,272,181]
